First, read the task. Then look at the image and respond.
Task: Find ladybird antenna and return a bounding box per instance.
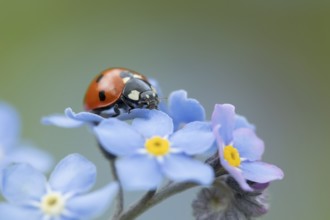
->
[158,96,168,101]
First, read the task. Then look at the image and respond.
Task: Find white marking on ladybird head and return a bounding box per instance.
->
[128,90,140,101]
[122,77,130,84]
[133,74,143,79]
[146,94,150,99]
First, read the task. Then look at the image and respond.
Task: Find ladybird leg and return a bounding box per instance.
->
[111,104,121,117]
[120,96,135,113]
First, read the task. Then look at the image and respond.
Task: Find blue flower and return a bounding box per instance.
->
[0,102,53,176]
[148,79,206,130]
[94,109,215,190]
[211,104,284,191]
[0,154,118,220]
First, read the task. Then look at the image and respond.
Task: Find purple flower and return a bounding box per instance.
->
[94,109,215,190]
[0,102,53,176]
[211,104,284,191]
[0,154,118,220]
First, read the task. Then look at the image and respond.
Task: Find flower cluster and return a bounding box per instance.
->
[1,72,284,220]
[192,177,269,220]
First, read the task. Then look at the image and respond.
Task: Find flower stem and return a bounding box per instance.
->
[118,182,196,220]
[97,142,125,220]
[109,158,124,220]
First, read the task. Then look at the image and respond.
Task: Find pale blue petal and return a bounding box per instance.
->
[94,119,144,156]
[131,110,173,138]
[41,114,84,128]
[65,108,104,124]
[0,203,41,220]
[214,130,253,191]
[213,125,225,153]
[162,154,214,185]
[67,182,118,219]
[220,160,253,191]
[49,154,96,195]
[0,170,3,191]
[233,128,264,161]
[116,155,162,190]
[234,114,255,130]
[8,144,53,173]
[241,161,284,183]
[116,109,150,121]
[2,164,46,204]
[211,104,235,145]
[0,102,20,149]
[169,122,215,155]
[59,217,76,220]
[168,90,205,130]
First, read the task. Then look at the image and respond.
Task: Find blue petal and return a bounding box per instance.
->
[234,114,255,130]
[94,118,144,156]
[131,110,173,138]
[211,104,235,145]
[2,164,46,204]
[162,154,214,185]
[241,161,284,183]
[233,128,264,161]
[116,155,163,190]
[168,90,205,130]
[169,121,215,155]
[0,203,41,220]
[41,114,84,128]
[8,144,54,173]
[214,130,253,191]
[49,154,96,195]
[66,182,118,219]
[65,108,104,124]
[0,102,20,149]
[116,109,150,121]
[220,160,253,191]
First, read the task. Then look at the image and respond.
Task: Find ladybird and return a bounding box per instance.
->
[84,67,159,117]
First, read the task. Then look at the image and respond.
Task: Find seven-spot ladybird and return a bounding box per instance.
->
[84,68,159,117]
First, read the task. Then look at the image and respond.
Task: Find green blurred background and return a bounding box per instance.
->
[1,1,329,219]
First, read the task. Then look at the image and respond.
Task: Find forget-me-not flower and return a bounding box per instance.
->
[211,104,284,191]
[94,109,215,190]
[0,102,53,176]
[0,153,118,220]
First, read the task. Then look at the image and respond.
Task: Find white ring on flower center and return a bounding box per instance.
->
[40,192,66,217]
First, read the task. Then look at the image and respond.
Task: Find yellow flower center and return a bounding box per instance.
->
[40,192,65,216]
[223,145,241,167]
[145,136,170,156]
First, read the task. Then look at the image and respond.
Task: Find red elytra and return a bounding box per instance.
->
[83,68,147,111]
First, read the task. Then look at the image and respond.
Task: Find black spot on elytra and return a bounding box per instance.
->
[96,74,103,83]
[120,71,133,78]
[99,91,106,101]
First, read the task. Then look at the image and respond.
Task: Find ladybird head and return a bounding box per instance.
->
[139,90,159,109]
